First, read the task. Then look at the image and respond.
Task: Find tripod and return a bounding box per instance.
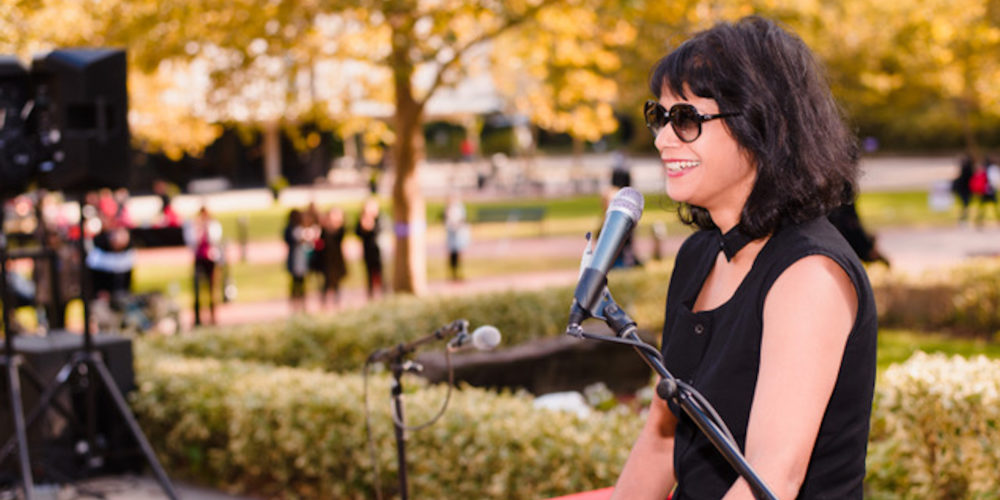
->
[0,196,36,498]
[0,196,177,499]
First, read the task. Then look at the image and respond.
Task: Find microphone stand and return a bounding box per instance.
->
[367,319,467,500]
[566,292,777,500]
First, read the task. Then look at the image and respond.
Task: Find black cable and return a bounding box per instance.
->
[676,380,738,447]
[575,329,664,362]
[363,347,458,500]
[389,349,455,432]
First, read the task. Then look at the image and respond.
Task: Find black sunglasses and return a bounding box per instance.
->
[643,100,740,143]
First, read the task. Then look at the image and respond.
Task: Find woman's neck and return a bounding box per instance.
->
[710,209,741,234]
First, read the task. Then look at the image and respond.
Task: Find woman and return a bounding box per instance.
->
[355,197,384,299]
[317,206,348,307]
[612,17,877,499]
[183,206,222,326]
[283,208,312,312]
[444,193,469,281]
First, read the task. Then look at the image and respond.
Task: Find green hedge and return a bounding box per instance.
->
[872,260,1000,337]
[141,258,1000,379]
[139,264,672,373]
[867,352,1000,499]
[131,258,1000,497]
[131,345,641,499]
[132,346,1000,499]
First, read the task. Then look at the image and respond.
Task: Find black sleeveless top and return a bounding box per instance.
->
[661,217,877,499]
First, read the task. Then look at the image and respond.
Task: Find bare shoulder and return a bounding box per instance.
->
[764,254,858,334]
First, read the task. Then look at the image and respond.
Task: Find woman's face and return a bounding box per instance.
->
[654,86,756,229]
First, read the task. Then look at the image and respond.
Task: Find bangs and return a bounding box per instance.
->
[649,38,723,102]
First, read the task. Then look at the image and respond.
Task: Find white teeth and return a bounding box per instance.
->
[665,160,699,172]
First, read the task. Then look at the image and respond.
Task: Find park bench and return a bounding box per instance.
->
[472,206,547,235]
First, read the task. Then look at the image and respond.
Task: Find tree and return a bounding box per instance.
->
[93,0,585,294]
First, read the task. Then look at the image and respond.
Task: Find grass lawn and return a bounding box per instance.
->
[133,251,583,305]
[132,189,956,306]
[877,329,1000,371]
[213,189,958,242]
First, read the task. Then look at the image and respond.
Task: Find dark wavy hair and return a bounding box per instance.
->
[649,16,858,238]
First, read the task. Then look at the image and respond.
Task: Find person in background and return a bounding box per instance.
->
[952,154,974,223]
[317,206,348,307]
[613,17,876,500]
[113,187,134,228]
[283,208,312,313]
[970,157,1000,226]
[828,182,890,266]
[355,198,384,300]
[86,214,135,332]
[610,150,632,188]
[86,214,135,301]
[444,193,470,281]
[183,206,222,326]
[303,202,324,296]
[153,179,181,227]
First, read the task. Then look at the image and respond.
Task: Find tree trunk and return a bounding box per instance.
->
[389,9,427,295]
[263,121,282,185]
[391,105,428,295]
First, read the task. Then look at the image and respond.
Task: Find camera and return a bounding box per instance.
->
[0,49,129,198]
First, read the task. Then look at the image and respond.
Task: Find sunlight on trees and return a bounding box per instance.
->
[5,0,1000,292]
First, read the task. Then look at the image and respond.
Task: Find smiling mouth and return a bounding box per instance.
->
[664,160,700,173]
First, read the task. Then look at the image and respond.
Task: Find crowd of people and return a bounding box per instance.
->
[952,153,1000,226]
[281,197,391,313]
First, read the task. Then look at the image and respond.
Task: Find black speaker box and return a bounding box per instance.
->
[0,332,140,482]
[0,56,35,196]
[31,48,130,193]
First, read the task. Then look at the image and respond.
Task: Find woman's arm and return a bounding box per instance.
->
[611,381,679,500]
[723,254,857,500]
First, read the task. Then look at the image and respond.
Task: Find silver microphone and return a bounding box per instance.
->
[448,325,502,351]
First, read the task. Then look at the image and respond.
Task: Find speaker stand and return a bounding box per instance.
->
[0,195,37,498]
[0,198,177,499]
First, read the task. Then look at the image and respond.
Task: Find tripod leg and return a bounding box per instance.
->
[88,356,178,500]
[5,358,36,499]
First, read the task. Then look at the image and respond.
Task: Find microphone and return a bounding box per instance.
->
[570,187,644,323]
[448,325,502,351]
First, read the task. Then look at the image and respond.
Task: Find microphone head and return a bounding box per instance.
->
[471,325,501,351]
[608,187,644,223]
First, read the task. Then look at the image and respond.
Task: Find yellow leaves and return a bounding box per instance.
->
[931,22,956,44]
[491,1,627,141]
[128,69,222,160]
[859,72,904,94]
[600,19,637,47]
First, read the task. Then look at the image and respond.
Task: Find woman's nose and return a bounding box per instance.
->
[653,124,682,152]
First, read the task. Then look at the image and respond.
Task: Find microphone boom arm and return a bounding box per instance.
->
[367,319,468,364]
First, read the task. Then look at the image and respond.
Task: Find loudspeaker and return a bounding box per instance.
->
[0,56,35,196]
[0,332,140,482]
[31,48,130,193]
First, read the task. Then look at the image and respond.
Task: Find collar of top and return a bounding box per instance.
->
[716,225,754,262]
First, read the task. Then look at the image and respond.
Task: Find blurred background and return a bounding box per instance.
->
[3,1,1000,498]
